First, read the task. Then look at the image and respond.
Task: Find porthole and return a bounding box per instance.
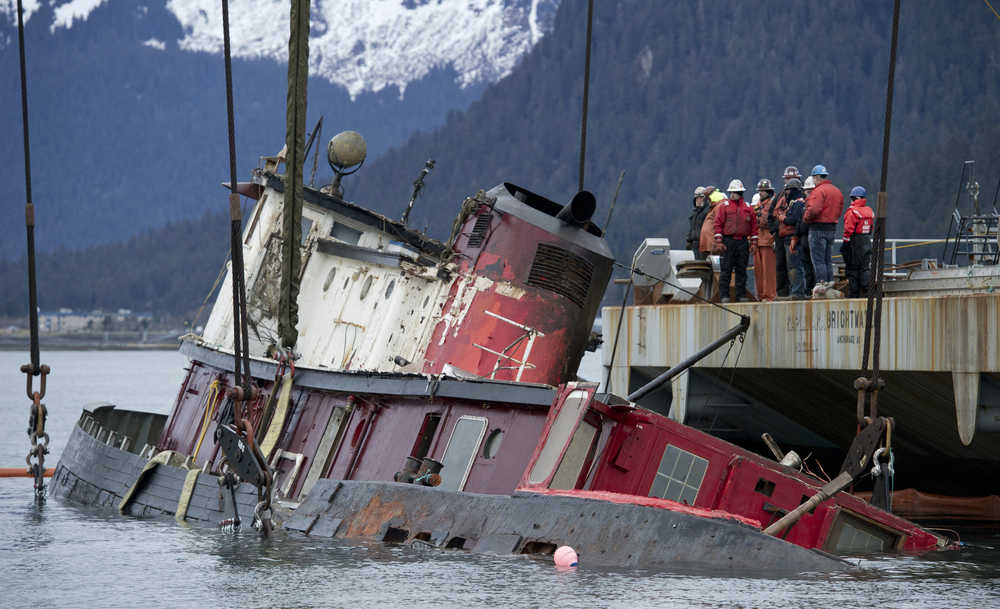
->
[482,429,505,459]
[323,267,337,292]
[360,276,373,300]
[385,280,395,299]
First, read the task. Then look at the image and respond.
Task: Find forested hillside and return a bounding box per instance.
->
[0,211,229,319]
[350,0,999,263]
[2,0,997,317]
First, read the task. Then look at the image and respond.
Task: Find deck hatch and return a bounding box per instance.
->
[648,444,708,505]
[526,243,593,308]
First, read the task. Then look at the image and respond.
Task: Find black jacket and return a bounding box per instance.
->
[783,196,808,240]
[686,201,710,250]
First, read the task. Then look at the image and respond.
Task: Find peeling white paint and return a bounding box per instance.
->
[200,181,454,373]
[495,281,526,299]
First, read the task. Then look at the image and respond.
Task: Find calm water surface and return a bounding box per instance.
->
[1,350,998,609]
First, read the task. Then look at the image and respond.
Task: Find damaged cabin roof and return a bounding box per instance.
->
[260,172,447,258]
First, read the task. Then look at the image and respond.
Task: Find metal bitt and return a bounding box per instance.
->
[627,316,750,403]
[402,159,435,224]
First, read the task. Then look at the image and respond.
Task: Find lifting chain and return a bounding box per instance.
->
[15,0,51,502]
[21,364,50,500]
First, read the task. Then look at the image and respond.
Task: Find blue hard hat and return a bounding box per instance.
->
[850,186,867,198]
[811,164,828,176]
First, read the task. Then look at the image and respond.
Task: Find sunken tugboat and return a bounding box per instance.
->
[50,129,950,573]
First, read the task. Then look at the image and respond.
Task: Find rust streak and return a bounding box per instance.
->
[343,493,407,538]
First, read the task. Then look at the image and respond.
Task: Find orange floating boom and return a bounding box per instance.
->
[0,467,54,478]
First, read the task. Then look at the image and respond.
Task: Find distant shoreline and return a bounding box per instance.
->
[0,334,181,351]
[0,343,178,351]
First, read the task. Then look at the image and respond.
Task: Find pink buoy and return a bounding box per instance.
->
[553,545,578,568]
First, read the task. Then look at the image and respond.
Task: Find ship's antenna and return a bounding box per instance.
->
[578,0,594,192]
[603,170,625,233]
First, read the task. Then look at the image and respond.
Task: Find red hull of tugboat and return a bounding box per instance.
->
[50,170,947,570]
[517,391,944,554]
[154,343,944,558]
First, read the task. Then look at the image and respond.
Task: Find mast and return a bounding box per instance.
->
[278,0,311,350]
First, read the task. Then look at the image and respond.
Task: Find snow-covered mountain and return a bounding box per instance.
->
[0,0,561,258]
[2,0,559,98]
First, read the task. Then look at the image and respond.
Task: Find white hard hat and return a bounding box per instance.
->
[803,176,816,190]
[727,179,745,193]
[694,186,707,196]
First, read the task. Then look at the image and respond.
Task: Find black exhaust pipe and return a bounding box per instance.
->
[556,191,596,225]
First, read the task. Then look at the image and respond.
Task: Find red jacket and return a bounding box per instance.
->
[842,198,874,241]
[713,196,758,241]
[803,179,844,225]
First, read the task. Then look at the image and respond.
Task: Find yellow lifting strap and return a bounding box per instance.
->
[118,450,186,514]
[260,371,294,461]
[192,380,222,461]
[175,468,201,523]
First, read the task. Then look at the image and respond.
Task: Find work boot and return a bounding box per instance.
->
[720,297,731,303]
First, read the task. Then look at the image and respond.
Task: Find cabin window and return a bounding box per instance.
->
[322,267,337,292]
[548,420,598,490]
[360,276,373,300]
[437,416,488,492]
[528,390,591,485]
[648,444,708,505]
[301,218,314,245]
[825,512,901,555]
[330,221,362,245]
[755,478,776,497]
[481,429,504,459]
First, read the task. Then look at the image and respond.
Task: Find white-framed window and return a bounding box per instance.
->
[528,390,590,485]
[437,416,488,491]
[648,444,708,505]
[548,420,598,490]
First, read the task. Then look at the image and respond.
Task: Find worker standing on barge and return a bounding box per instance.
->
[782,178,808,299]
[698,186,726,259]
[799,175,817,294]
[713,179,757,302]
[841,186,874,297]
[753,179,777,301]
[803,164,844,295]
[686,186,710,259]
[768,166,801,297]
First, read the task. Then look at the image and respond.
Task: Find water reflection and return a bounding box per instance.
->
[2,485,1000,609]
